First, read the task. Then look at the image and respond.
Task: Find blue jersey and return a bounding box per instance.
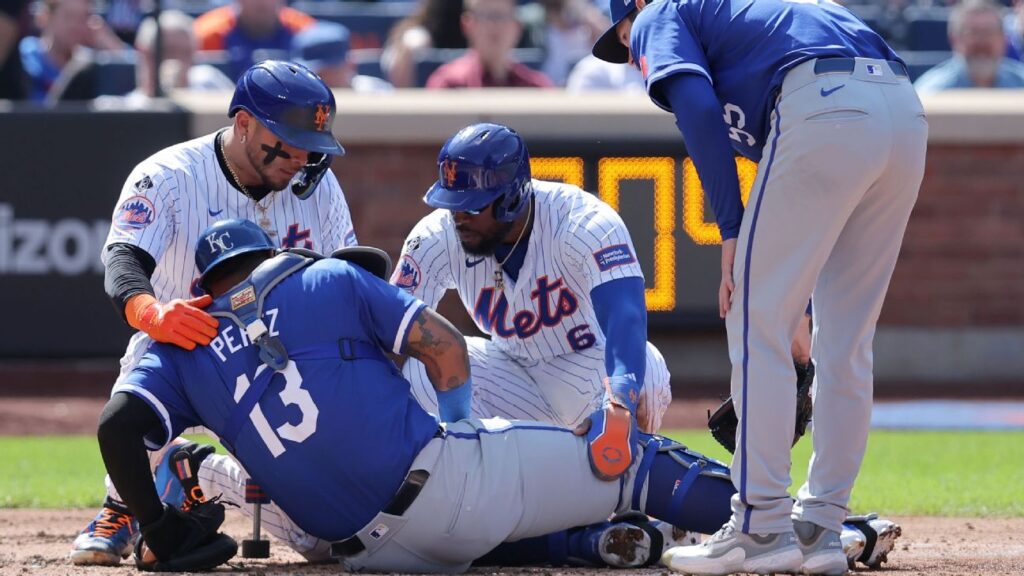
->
[116,257,437,541]
[632,0,898,161]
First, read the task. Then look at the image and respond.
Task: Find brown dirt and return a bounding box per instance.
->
[0,509,1022,575]
[3,398,1023,574]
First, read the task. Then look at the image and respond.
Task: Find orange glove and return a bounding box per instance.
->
[126,294,218,350]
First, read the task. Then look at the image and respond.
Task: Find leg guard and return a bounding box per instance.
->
[633,434,736,534]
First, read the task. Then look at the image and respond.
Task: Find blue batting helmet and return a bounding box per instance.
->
[195,219,276,287]
[229,60,345,157]
[424,123,532,222]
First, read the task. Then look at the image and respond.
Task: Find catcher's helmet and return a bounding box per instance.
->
[424,123,532,222]
[195,219,276,287]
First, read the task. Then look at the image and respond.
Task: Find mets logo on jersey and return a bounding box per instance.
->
[473,276,579,339]
[114,195,155,231]
[442,159,458,187]
[313,104,332,132]
[391,254,421,290]
[593,244,636,271]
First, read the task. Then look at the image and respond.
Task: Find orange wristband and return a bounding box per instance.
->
[125,293,158,331]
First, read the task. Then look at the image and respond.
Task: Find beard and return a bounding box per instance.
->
[460,220,514,256]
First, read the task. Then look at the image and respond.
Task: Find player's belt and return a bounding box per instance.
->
[330,468,431,558]
[813,57,907,78]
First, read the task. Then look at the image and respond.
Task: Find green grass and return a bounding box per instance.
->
[3,431,1023,516]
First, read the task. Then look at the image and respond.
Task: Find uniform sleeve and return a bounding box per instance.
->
[112,346,202,450]
[389,212,456,309]
[102,165,179,266]
[560,197,645,293]
[348,264,428,355]
[320,172,358,250]
[632,0,712,111]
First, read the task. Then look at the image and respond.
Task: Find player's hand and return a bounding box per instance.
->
[719,238,737,318]
[127,294,219,351]
[574,402,637,481]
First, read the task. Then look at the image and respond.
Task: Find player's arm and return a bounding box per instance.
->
[657,72,743,317]
[97,391,166,526]
[591,277,647,415]
[403,307,472,422]
[104,243,218,350]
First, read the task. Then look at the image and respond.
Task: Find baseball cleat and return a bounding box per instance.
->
[794,519,848,575]
[69,499,139,565]
[842,513,902,569]
[661,524,803,575]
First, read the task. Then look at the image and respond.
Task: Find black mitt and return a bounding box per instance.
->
[134,500,238,572]
[707,361,815,454]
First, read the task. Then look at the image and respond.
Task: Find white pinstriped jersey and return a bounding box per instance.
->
[393,180,643,362]
[102,131,356,302]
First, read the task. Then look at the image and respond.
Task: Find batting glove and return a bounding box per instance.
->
[126,294,219,351]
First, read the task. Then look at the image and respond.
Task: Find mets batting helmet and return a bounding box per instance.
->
[229,60,345,157]
[195,219,276,288]
[424,123,532,222]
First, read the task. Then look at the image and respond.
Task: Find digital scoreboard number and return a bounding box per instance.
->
[529,148,758,325]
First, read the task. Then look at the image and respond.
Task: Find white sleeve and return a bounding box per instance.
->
[389,211,455,309]
[102,166,179,265]
[321,172,357,249]
[561,197,645,292]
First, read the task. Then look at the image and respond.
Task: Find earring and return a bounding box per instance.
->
[241,135,247,143]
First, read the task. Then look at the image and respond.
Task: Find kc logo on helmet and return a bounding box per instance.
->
[205,231,233,254]
[442,159,458,187]
[313,104,331,132]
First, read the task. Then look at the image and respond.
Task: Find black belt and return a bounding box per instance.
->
[813,57,907,78]
[330,469,430,558]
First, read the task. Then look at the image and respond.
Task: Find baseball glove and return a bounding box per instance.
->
[134,499,238,572]
[707,361,815,454]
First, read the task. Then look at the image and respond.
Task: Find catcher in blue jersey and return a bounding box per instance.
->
[594,1,925,574]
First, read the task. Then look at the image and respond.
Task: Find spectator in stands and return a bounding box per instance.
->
[1006,0,1023,60]
[565,54,643,92]
[915,0,1024,92]
[292,21,393,92]
[18,0,126,102]
[194,0,315,81]
[537,0,607,86]
[132,10,234,98]
[0,0,29,100]
[426,0,552,88]
[381,0,467,88]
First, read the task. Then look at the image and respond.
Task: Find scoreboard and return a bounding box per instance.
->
[528,141,758,327]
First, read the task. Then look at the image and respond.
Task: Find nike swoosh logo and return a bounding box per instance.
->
[208,208,223,217]
[466,257,486,268]
[820,84,845,97]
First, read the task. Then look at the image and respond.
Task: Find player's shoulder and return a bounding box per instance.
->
[534,179,618,227]
[635,0,687,29]
[129,133,219,187]
[407,208,454,241]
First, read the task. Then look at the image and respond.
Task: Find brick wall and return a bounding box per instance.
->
[334,143,1024,329]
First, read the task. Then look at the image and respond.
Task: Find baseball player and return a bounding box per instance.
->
[97,218,741,572]
[393,123,673,458]
[593,1,927,574]
[71,60,357,566]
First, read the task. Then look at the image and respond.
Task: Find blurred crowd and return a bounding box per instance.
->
[0,0,1022,106]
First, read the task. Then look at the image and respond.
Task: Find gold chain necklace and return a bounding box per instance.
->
[493,199,532,291]
[219,134,277,237]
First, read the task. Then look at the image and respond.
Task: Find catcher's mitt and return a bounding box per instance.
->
[134,499,238,572]
[707,361,814,454]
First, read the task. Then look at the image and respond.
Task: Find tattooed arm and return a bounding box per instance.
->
[403,307,472,421]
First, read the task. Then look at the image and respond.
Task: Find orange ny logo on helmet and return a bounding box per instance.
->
[442,159,458,187]
[313,104,331,132]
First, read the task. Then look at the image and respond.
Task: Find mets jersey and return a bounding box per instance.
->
[114,257,437,541]
[633,0,898,161]
[102,131,356,300]
[393,180,643,362]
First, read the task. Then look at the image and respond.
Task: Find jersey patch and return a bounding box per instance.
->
[230,286,257,310]
[114,195,156,232]
[593,244,636,271]
[392,255,421,291]
[133,175,154,193]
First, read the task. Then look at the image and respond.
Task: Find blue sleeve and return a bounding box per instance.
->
[348,262,427,354]
[591,277,647,412]
[114,346,201,450]
[661,72,744,240]
[631,0,711,108]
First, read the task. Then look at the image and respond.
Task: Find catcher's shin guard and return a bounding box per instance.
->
[634,434,736,534]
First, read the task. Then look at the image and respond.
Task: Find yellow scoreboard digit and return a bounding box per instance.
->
[530,155,757,317]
